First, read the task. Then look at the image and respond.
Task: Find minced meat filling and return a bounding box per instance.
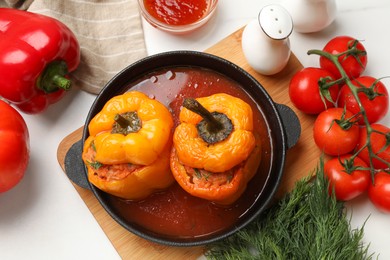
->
[84,145,142,181]
[184,165,235,188]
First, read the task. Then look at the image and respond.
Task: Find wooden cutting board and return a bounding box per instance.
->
[57,27,321,259]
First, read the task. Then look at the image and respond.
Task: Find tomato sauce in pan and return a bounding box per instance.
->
[106,67,272,239]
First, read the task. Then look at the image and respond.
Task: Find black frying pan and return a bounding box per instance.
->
[65,51,301,247]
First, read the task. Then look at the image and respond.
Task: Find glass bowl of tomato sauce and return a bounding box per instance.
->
[138,0,218,34]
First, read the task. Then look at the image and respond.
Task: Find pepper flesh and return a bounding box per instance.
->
[171,93,259,204]
[0,8,80,114]
[82,91,175,200]
[0,100,30,192]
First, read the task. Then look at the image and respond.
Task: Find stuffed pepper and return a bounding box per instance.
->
[170,93,260,205]
[82,91,175,200]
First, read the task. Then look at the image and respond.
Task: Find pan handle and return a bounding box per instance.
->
[64,140,91,189]
[276,103,301,150]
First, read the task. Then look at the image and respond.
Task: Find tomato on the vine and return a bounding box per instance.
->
[338,76,389,124]
[368,171,390,213]
[319,36,367,79]
[357,124,390,169]
[313,108,359,156]
[0,100,30,192]
[289,67,339,114]
[324,155,370,201]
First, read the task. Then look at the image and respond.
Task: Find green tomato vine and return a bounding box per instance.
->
[308,41,390,180]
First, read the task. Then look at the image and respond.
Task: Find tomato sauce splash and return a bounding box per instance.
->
[144,0,209,25]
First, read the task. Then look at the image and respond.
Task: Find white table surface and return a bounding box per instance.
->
[1,0,389,259]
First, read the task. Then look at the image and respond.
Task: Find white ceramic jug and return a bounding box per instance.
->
[281,0,337,33]
[241,4,293,75]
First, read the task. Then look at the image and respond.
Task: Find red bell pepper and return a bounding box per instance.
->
[0,100,29,192]
[0,8,80,114]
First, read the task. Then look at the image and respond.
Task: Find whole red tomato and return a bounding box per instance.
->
[338,76,389,124]
[0,100,30,192]
[289,67,339,114]
[357,124,390,169]
[324,155,370,201]
[320,36,367,79]
[368,171,390,213]
[313,108,359,156]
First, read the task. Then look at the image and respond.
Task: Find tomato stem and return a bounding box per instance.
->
[334,107,358,131]
[307,48,389,178]
[324,77,346,88]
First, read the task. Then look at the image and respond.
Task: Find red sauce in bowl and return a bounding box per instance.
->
[143,0,209,25]
[106,67,272,240]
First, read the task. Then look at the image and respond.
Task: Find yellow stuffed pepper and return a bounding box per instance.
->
[170,93,261,205]
[82,91,175,200]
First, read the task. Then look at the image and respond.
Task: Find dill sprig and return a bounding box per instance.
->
[205,160,374,260]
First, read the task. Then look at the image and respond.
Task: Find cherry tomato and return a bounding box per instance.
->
[313,108,359,156]
[0,100,30,192]
[357,124,390,169]
[368,171,390,213]
[324,155,370,201]
[289,67,339,114]
[338,76,389,124]
[320,36,367,79]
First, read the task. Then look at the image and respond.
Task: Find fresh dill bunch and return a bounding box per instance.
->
[205,160,374,260]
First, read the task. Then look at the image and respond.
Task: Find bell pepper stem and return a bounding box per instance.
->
[112,112,141,135]
[183,98,223,130]
[39,60,71,93]
[114,114,130,128]
[52,75,71,90]
[183,98,233,144]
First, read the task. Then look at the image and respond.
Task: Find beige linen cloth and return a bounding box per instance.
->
[1,0,147,94]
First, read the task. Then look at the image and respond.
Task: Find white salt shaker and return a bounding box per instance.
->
[241,4,293,75]
[281,0,337,33]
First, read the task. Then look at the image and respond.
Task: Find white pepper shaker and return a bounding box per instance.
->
[281,0,337,33]
[241,4,293,75]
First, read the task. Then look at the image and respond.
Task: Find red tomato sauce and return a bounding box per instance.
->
[144,0,209,25]
[107,67,272,239]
